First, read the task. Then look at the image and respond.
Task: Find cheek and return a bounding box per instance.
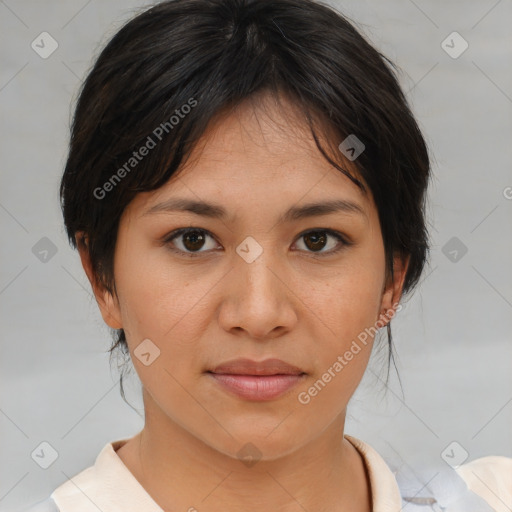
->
[301,247,385,397]
[296,268,384,416]
[112,246,209,396]
[308,255,385,344]
[113,240,205,341]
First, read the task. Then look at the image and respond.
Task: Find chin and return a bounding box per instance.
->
[203,420,310,463]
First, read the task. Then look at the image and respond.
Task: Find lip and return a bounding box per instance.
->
[207,358,306,401]
[210,358,305,376]
[208,373,306,401]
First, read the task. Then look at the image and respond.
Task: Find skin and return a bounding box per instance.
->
[78,92,408,512]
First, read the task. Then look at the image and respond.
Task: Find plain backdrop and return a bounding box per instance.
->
[1,1,511,510]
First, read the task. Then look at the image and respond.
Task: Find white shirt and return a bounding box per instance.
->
[21,435,512,512]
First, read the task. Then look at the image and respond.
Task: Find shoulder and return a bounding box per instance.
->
[456,455,512,512]
[19,445,107,512]
[366,440,510,511]
[17,497,60,512]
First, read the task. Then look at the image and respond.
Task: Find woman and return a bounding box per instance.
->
[23,0,511,510]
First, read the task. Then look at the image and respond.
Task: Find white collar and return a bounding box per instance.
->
[48,435,432,512]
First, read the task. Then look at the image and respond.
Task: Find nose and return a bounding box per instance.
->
[217,247,297,340]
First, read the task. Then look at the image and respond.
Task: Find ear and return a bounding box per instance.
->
[75,232,123,330]
[376,253,409,328]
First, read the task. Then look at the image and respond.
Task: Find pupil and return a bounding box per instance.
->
[306,232,326,251]
[184,231,204,251]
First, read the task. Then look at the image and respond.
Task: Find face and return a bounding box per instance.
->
[80,94,407,461]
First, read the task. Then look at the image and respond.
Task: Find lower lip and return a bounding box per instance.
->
[208,373,306,401]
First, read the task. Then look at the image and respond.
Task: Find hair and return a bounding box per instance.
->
[60,0,431,404]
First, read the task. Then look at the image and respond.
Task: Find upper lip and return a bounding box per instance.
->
[209,358,305,376]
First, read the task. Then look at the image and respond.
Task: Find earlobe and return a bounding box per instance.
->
[75,232,123,330]
[99,292,123,330]
[377,253,409,327]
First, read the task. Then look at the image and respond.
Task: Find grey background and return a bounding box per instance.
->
[1,0,511,510]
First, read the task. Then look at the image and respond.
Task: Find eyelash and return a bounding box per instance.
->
[162,227,352,258]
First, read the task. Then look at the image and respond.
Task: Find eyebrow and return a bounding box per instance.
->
[142,197,366,223]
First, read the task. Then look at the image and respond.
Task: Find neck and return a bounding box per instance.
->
[116,394,371,512]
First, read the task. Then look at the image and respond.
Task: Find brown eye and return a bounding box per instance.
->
[165,228,218,257]
[164,227,350,258]
[181,230,207,251]
[303,231,328,251]
[294,229,349,255]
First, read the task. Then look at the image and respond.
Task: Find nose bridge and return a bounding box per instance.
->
[236,235,281,298]
[220,234,294,338]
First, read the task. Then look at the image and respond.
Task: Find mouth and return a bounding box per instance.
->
[209,357,306,376]
[207,358,306,401]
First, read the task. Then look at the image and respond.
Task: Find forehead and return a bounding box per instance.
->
[181,94,354,177]
[128,94,374,223]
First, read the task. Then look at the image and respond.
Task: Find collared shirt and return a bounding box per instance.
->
[21,435,512,512]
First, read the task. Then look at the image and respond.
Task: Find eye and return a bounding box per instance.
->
[293,229,350,256]
[163,227,350,258]
[164,228,219,257]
